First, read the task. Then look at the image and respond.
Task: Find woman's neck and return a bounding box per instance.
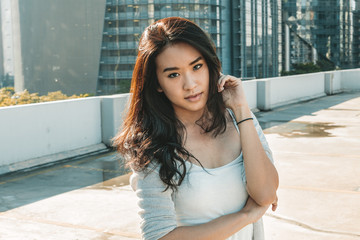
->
[175,109,207,129]
[176,108,216,136]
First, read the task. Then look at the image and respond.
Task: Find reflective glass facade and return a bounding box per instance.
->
[226,0,282,79]
[97,0,222,95]
[354,0,360,68]
[284,24,315,70]
[283,0,358,69]
[282,0,314,70]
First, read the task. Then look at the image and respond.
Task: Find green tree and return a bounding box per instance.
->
[0,87,90,108]
[281,62,321,76]
[316,59,336,71]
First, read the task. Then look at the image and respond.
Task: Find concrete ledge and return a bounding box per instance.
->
[101,94,130,146]
[0,143,108,175]
[0,97,102,173]
[325,71,342,95]
[243,80,258,111]
[0,68,359,175]
[257,80,271,110]
[341,69,360,91]
[257,72,326,110]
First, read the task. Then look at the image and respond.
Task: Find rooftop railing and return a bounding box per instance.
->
[0,69,359,175]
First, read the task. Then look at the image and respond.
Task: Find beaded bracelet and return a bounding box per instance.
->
[236,117,253,125]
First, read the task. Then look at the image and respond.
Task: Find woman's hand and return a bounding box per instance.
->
[271,194,278,211]
[217,74,248,110]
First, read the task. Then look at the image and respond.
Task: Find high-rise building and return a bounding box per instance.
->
[222,0,282,79]
[283,23,316,71]
[9,0,282,96]
[9,0,106,95]
[283,0,358,69]
[354,0,360,68]
[0,3,4,87]
[98,0,283,94]
[97,0,222,95]
[0,0,14,87]
[282,0,316,71]
[282,0,297,18]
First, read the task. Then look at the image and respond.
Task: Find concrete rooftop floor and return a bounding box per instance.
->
[0,92,360,240]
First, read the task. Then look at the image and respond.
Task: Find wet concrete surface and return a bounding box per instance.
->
[260,92,360,239]
[262,121,346,138]
[0,151,128,212]
[0,92,360,239]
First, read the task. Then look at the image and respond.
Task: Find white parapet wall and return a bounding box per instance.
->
[341,68,360,91]
[243,80,257,111]
[325,71,342,95]
[0,68,359,175]
[257,72,326,111]
[0,97,105,175]
[101,93,130,146]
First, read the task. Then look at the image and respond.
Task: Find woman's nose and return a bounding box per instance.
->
[183,73,197,90]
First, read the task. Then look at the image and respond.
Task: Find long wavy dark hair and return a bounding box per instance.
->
[113,17,227,191]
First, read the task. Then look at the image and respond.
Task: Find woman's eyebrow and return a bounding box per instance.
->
[163,67,179,73]
[163,56,202,73]
[189,56,202,65]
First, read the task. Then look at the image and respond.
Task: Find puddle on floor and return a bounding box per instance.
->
[86,172,131,190]
[263,121,345,138]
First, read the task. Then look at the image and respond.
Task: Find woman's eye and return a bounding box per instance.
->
[194,64,202,70]
[168,73,179,78]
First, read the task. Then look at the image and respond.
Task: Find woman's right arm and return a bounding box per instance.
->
[160,197,268,240]
[131,167,269,240]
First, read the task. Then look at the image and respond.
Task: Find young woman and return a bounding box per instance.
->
[114,17,279,240]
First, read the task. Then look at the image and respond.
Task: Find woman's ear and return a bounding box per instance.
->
[157,86,163,92]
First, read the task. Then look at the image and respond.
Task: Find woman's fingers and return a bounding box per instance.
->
[271,195,278,211]
[217,74,240,92]
[217,73,227,92]
[271,203,277,211]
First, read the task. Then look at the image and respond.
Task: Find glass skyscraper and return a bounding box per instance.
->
[97,0,222,95]
[282,0,315,71]
[354,0,360,68]
[222,0,282,79]
[6,1,357,96]
[98,0,283,94]
[7,1,283,96]
[283,0,358,69]
[283,23,316,71]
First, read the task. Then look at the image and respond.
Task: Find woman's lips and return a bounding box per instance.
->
[185,92,202,102]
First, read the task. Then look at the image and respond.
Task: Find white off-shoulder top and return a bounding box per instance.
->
[131,110,273,240]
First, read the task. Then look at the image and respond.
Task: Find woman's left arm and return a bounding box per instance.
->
[218,74,279,207]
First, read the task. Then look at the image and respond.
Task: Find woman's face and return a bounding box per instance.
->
[155,42,209,119]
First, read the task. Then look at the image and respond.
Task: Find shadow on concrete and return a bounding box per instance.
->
[0,150,127,212]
